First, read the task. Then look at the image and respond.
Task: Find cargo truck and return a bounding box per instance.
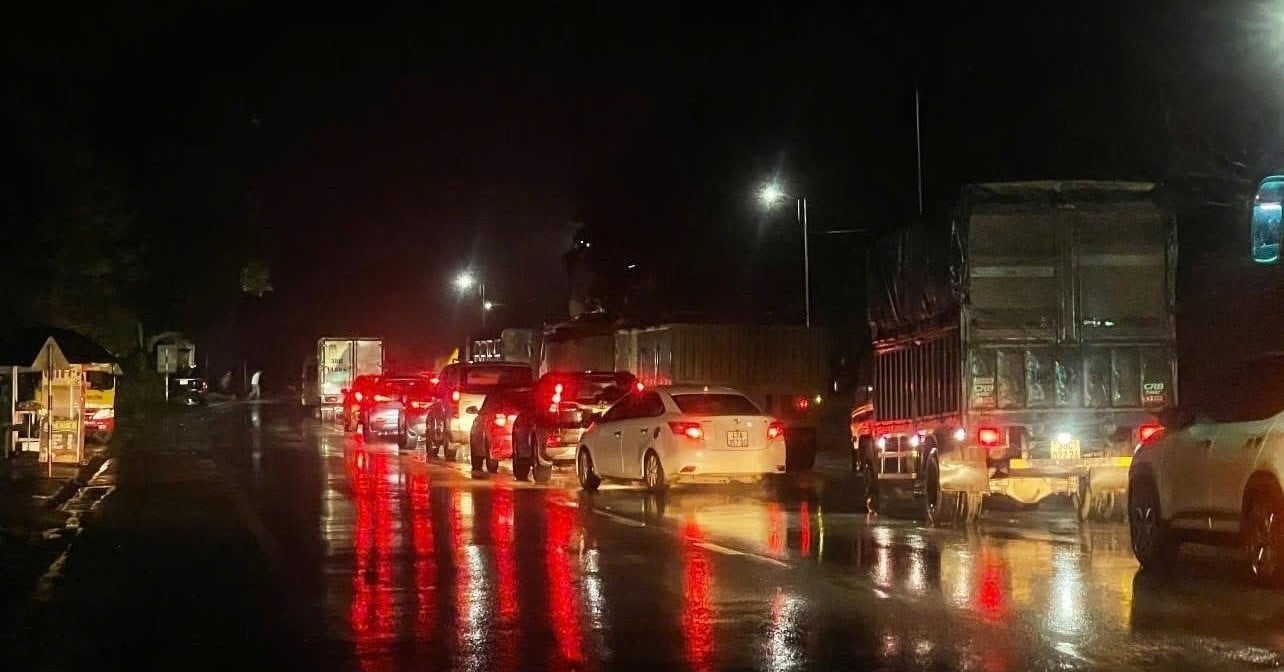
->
[541,321,830,469]
[853,181,1177,523]
[304,337,385,418]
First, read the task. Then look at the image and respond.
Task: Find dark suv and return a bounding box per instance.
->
[510,371,636,482]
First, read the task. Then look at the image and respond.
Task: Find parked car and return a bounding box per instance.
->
[1129,353,1284,585]
[429,362,534,460]
[575,385,787,492]
[359,375,421,442]
[510,371,636,483]
[397,377,440,451]
[468,388,533,473]
[342,374,381,432]
[170,373,208,406]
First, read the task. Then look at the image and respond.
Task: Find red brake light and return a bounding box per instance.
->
[1139,423,1163,443]
[410,400,430,410]
[767,421,785,441]
[635,381,645,393]
[373,394,392,403]
[493,415,508,427]
[353,391,364,402]
[977,427,1002,447]
[451,390,461,403]
[429,377,440,386]
[669,422,704,440]
[794,396,810,412]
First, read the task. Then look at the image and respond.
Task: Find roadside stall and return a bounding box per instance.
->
[1,328,122,470]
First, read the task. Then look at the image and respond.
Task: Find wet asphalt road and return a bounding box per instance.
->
[8,402,1284,671]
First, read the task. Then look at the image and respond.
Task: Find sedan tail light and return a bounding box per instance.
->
[767,421,785,441]
[1138,422,1163,444]
[493,415,508,427]
[373,394,393,403]
[354,391,364,402]
[977,427,1002,447]
[669,422,704,440]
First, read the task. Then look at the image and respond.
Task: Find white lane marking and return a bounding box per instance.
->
[595,510,646,527]
[695,541,744,556]
[873,588,891,600]
[746,553,790,568]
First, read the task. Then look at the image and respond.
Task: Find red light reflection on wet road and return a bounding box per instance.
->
[407,473,436,643]
[546,502,584,667]
[491,487,518,670]
[348,448,397,669]
[682,518,716,672]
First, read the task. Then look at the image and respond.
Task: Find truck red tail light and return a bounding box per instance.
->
[794,396,810,412]
[1138,423,1163,443]
[669,422,704,440]
[767,421,785,441]
[977,427,1002,447]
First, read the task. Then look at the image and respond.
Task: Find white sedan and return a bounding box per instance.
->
[1129,353,1284,585]
[575,385,787,491]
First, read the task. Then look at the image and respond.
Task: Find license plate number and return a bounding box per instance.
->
[727,430,748,447]
[1050,440,1081,460]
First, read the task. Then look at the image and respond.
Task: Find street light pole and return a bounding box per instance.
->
[479,282,487,329]
[798,196,810,328]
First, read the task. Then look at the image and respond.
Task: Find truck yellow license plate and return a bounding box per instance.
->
[727,431,748,447]
[1050,440,1081,460]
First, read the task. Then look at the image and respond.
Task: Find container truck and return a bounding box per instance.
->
[305,337,385,418]
[853,181,1177,523]
[541,320,830,469]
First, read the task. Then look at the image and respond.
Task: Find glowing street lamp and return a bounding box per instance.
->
[453,271,488,327]
[758,181,811,328]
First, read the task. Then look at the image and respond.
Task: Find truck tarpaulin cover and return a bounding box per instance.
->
[867,220,963,342]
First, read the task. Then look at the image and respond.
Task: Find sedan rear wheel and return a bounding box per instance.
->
[643,451,667,492]
[577,448,600,491]
[1247,483,1284,587]
[1129,476,1176,570]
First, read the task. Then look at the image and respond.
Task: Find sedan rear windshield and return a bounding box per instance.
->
[671,393,761,416]
[464,366,533,392]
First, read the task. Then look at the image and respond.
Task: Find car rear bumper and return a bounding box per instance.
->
[667,446,787,480]
[536,427,586,464]
[366,408,402,434]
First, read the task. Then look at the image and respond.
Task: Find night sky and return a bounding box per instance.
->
[4,2,1282,396]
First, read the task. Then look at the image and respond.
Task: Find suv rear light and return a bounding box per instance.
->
[634,381,645,393]
[451,390,461,402]
[373,394,393,403]
[409,400,431,410]
[1138,422,1163,443]
[767,421,785,441]
[977,427,1002,447]
[354,391,364,402]
[669,422,704,440]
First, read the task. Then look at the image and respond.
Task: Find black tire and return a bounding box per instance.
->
[860,461,880,514]
[486,458,500,474]
[470,453,485,472]
[643,450,667,492]
[343,412,355,433]
[577,448,601,491]
[444,443,459,462]
[1245,482,1284,587]
[513,458,533,482]
[1075,475,1094,522]
[923,454,943,525]
[396,423,410,451]
[362,421,374,443]
[533,464,553,484]
[1128,476,1177,571]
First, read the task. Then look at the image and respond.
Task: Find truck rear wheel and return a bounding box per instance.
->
[923,455,943,525]
[860,461,880,514]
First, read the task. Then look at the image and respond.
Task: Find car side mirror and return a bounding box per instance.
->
[589,411,603,423]
[465,405,479,415]
[341,388,349,395]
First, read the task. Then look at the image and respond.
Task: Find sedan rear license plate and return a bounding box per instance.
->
[727,430,748,447]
